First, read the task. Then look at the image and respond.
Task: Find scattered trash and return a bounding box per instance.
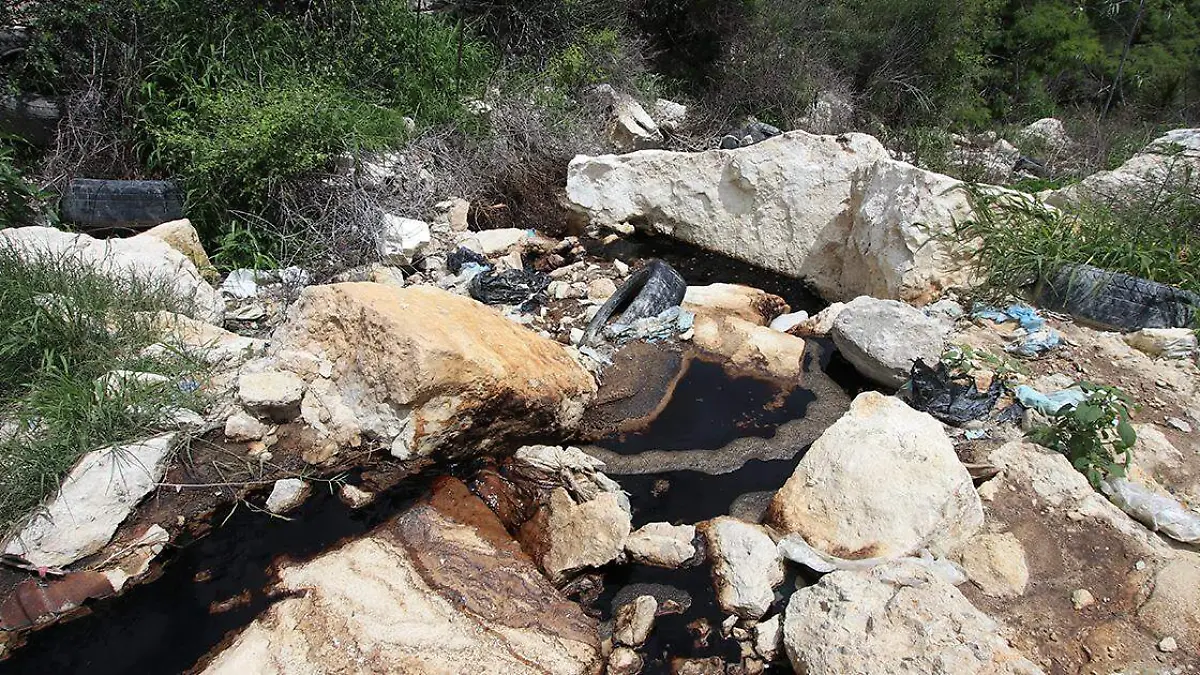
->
[906,360,1002,426]
[604,306,695,345]
[769,310,809,333]
[447,246,487,275]
[996,403,1025,424]
[220,267,310,299]
[582,259,686,346]
[972,303,1061,356]
[1125,328,1198,360]
[1037,263,1200,332]
[1101,478,1200,544]
[1013,384,1086,416]
[468,268,550,312]
[964,428,989,440]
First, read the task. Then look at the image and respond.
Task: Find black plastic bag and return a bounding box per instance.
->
[469,268,550,312]
[447,246,488,274]
[906,359,1002,426]
[581,259,686,346]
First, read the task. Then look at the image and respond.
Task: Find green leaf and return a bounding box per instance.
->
[1073,403,1103,424]
[1116,419,1137,448]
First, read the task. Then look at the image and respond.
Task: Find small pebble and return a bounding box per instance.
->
[1166,417,1192,433]
[1159,636,1178,653]
[1071,589,1095,610]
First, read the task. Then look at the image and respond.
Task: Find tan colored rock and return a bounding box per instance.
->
[264,478,310,514]
[691,314,808,380]
[702,517,785,619]
[608,647,644,675]
[201,479,600,674]
[683,284,789,325]
[523,488,631,583]
[614,595,657,647]
[145,311,267,366]
[768,392,982,559]
[224,410,269,442]
[625,522,697,568]
[238,370,306,420]
[787,302,845,338]
[958,532,1030,598]
[269,284,596,461]
[587,277,617,301]
[136,219,217,282]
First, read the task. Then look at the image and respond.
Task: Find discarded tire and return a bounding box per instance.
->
[0,94,61,147]
[1036,263,1200,332]
[0,29,29,60]
[582,259,686,346]
[60,179,185,229]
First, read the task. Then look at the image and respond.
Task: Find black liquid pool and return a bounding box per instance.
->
[595,359,815,455]
[1,475,434,675]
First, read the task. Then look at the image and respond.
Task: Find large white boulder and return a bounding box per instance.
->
[767,392,982,559]
[267,283,596,463]
[1044,129,1200,207]
[830,296,949,387]
[0,226,223,324]
[1017,118,1073,154]
[783,560,1044,674]
[567,131,980,304]
[4,433,177,568]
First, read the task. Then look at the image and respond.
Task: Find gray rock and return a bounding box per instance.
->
[265,478,311,514]
[831,296,948,387]
[702,517,785,619]
[784,560,1044,674]
[625,522,697,568]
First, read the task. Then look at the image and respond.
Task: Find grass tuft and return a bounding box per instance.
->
[0,244,208,534]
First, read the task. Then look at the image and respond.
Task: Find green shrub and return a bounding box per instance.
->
[0,144,47,229]
[957,184,1200,297]
[0,246,207,531]
[1028,382,1137,487]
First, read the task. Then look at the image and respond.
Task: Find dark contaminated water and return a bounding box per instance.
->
[1,474,435,675]
[595,359,816,455]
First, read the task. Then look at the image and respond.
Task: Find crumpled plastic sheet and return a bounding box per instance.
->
[973,303,1061,356]
[1101,477,1200,544]
[468,268,550,312]
[906,359,1002,426]
[1014,384,1086,416]
[777,535,967,585]
[447,246,487,274]
[603,306,694,345]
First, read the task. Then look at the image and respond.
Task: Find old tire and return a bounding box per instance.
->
[60,179,185,229]
[0,29,29,60]
[1036,263,1200,331]
[581,259,686,346]
[0,94,60,146]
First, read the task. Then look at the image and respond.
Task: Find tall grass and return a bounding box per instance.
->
[0,245,208,533]
[957,184,1200,297]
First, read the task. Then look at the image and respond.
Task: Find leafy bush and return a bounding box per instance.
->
[0,246,207,531]
[958,185,1200,297]
[0,144,46,229]
[1028,382,1137,487]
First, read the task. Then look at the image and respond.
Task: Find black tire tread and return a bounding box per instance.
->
[60,179,185,228]
[1037,263,1199,331]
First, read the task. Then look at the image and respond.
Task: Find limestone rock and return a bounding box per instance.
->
[767,392,982,559]
[268,284,595,461]
[338,484,375,509]
[238,370,306,421]
[265,479,311,514]
[378,214,431,266]
[145,311,267,366]
[831,296,948,388]
[1138,555,1200,650]
[1044,129,1200,207]
[596,85,662,152]
[567,131,980,303]
[201,479,600,674]
[653,98,688,132]
[753,615,783,661]
[958,532,1030,598]
[136,219,217,282]
[702,517,785,619]
[0,226,223,324]
[588,277,617,301]
[1017,118,1073,154]
[787,302,845,338]
[683,284,788,325]
[784,560,1043,674]
[614,595,658,647]
[224,410,269,442]
[691,314,808,380]
[472,228,530,256]
[1124,327,1197,360]
[524,488,631,583]
[3,433,177,568]
[625,522,697,568]
[609,647,644,675]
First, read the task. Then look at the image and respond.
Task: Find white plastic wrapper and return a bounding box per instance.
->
[1102,477,1200,544]
[777,535,967,585]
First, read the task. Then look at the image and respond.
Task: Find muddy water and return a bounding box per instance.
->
[1,474,434,675]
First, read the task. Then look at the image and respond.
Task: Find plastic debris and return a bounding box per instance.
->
[447,246,487,274]
[973,303,1061,356]
[1101,477,1200,544]
[468,268,549,311]
[582,259,686,346]
[906,360,1002,426]
[1013,384,1086,416]
[603,306,694,346]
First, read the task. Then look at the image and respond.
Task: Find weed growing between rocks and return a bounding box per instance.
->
[0,247,207,533]
[957,185,1200,298]
[1028,382,1138,488]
